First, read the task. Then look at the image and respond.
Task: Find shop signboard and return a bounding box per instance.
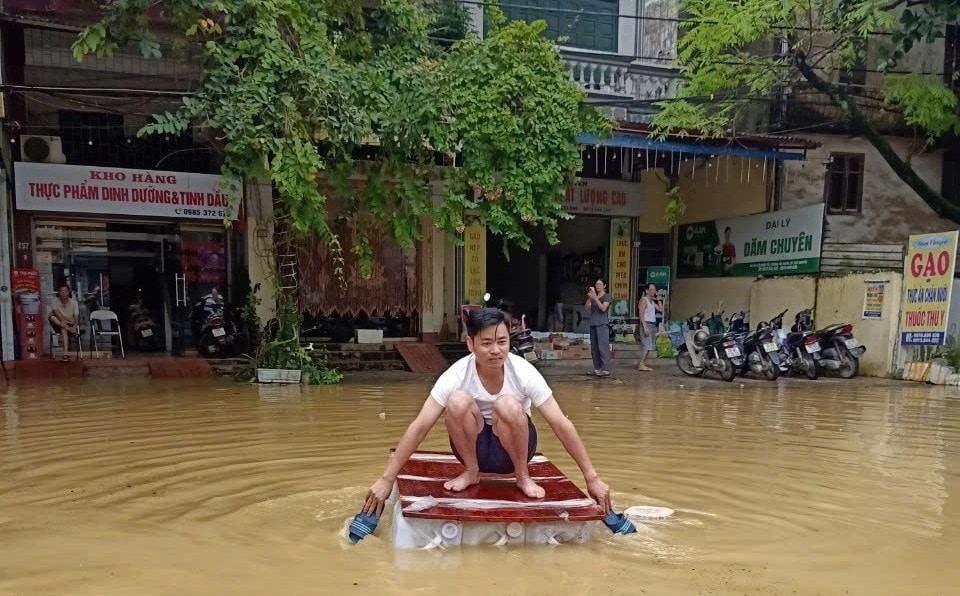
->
[463,222,487,305]
[646,266,670,287]
[900,231,958,345]
[676,204,824,278]
[14,162,239,221]
[564,178,642,217]
[11,268,43,359]
[608,218,632,301]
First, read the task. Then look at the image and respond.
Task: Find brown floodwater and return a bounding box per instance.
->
[0,372,958,595]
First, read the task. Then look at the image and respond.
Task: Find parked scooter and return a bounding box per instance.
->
[675,312,740,382]
[769,309,819,379]
[128,293,161,351]
[793,309,865,378]
[191,289,242,357]
[729,310,780,380]
[493,295,536,360]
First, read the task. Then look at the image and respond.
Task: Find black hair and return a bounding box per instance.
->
[724,226,731,233]
[466,307,506,337]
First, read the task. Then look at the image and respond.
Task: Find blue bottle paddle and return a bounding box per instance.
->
[349,511,379,543]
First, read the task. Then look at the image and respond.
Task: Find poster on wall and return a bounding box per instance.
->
[862,280,886,320]
[608,218,632,311]
[900,231,958,345]
[14,162,239,221]
[646,265,671,323]
[463,222,487,305]
[676,204,825,278]
[11,268,43,359]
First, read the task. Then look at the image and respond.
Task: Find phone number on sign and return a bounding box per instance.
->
[179,208,224,218]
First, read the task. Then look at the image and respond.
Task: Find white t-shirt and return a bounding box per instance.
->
[52,297,79,323]
[430,353,553,423]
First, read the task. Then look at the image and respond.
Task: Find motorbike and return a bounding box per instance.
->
[793,309,865,379]
[675,312,740,382]
[190,290,243,357]
[128,294,161,351]
[729,310,780,381]
[769,309,819,379]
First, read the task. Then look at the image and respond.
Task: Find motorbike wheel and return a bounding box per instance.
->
[718,357,736,382]
[836,344,860,379]
[801,354,818,380]
[198,333,222,357]
[762,354,780,381]
[675,348,704,377]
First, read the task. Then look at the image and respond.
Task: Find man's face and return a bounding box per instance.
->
[724,229,731,242]
[647,284,657,297]
[58,287,69,300]
[467,322,509,369]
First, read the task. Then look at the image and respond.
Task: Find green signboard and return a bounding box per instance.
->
[646,266,670,286]
[677,204,825,278]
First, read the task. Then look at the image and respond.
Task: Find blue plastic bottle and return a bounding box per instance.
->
[603,510,636,535]
[349,511,379,543]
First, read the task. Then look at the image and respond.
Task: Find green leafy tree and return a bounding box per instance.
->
[73,0,607,261]
[654,0,960,220]
[72,0,608,380]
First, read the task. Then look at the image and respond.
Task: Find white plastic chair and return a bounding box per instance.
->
[90,309,125,359]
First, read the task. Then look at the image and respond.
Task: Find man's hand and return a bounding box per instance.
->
[586,476,611,513]
[362,477,393,517]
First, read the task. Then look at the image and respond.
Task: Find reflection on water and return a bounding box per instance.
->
[1,375,959,595]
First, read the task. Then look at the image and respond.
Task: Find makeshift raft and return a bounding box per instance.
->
[391,451,605,548]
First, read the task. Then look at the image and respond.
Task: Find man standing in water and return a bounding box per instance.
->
[362,308,611,517]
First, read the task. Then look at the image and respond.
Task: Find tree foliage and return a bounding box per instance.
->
[73,0,609,273]
[655,0,960,220]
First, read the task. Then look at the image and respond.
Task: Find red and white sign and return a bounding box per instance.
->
[563,178,642,217]
[14,162,239,221]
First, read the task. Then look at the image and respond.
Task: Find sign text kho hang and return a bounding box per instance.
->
[14,162,239,221]
[900,231,958,345]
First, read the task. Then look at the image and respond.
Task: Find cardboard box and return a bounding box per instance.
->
[561,345,591,360]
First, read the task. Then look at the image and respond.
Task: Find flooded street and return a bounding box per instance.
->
[1,372,959,595]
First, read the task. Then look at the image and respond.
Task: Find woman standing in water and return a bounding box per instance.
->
[586,279,611,377]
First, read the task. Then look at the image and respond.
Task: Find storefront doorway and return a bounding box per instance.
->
[33,219,227,355]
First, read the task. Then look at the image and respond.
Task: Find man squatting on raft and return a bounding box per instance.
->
[362,308,611,517]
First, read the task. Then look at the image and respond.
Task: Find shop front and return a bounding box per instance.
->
[11,162,239,358]
[482,177,647,334]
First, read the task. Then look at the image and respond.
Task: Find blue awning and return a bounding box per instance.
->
[578,133,807,161]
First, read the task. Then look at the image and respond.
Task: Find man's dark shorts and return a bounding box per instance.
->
[450,416,538,474]
[48,315,79,335]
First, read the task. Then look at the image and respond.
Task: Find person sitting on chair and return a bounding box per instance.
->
[49,283,80,360]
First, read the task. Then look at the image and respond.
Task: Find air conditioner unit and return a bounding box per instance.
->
[20,135,66,164]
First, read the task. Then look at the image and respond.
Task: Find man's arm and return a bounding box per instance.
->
[537,396,611,512]
[362,397,445,516]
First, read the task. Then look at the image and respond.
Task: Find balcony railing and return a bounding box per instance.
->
[562,49,681,105]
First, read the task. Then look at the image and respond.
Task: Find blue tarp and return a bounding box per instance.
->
[578,133,807,161]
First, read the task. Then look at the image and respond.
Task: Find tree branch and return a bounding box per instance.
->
[795,52,960,223]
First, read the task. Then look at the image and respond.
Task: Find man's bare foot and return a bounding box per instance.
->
[516,475,545,499]
[443,469,480,492]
